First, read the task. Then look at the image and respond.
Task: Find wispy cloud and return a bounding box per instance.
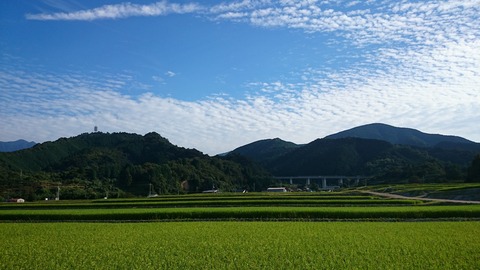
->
[26,1,202,21]
[210,0,480,47]
[1,34,479,155]
[11,1,480,154]
[165,71,176,77]
[25,0,480,51]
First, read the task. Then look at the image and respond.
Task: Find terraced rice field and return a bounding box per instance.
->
[1,192,479,221]
[1,191,479,269]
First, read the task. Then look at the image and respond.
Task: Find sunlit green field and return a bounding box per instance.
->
[1,191,479,269]
[1,222,479,269]
[2,191,479,221]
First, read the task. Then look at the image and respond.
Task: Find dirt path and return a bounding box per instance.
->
[360,191,480,204]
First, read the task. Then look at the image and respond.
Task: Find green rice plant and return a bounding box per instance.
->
[1,205,479,221]
[0,192,420,210]
[1,222,479,269]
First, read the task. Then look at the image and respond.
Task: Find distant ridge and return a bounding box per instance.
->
[325,123,478,149]
[230,138,300,164]
[228,123,480,182]
[267,137,396,176]
[0,139,36,152]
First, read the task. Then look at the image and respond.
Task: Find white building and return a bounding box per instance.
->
[266,187,287,192]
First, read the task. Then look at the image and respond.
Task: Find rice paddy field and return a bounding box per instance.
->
[1,190,480,269]
[1,222,479,269]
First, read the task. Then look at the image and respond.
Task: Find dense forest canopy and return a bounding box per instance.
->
[0,132,272,200]
[1,129,479,201]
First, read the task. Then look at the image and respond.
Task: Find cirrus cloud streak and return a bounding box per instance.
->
[26,1,202,21]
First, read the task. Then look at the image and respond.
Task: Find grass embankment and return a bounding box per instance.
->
[1,222,479,269]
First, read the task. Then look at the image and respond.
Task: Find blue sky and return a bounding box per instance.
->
[1,0,479,155]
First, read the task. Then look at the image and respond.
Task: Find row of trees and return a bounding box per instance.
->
[0,154,274,201]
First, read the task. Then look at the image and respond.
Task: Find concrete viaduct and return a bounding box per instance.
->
[273,175,370,190]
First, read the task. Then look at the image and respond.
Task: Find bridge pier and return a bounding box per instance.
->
[273,176,369,189]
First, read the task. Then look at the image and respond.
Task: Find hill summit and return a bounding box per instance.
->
[0,132,272,200]
[229,123,480,184]
[325,123,477,149]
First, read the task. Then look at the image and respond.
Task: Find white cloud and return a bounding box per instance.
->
[165,71,176,77]
[1,32,479,155]
[209,0,270,14]
[10,1,480,154]
[210,0,480,47]
[26,1,202,21]
[25,0,480,51]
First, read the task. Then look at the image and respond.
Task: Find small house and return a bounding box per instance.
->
[267,187,287,192]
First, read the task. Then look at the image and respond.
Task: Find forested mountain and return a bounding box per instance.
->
[2,124,479,200]
[229,124,480,184]
[263,137,465,183]
[0,139,36,152]
[266,138,393,176]
[229,138,300,165]
[325,123,479,150]
[0,132,272,201]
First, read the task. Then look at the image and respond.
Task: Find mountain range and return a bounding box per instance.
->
[0,139,36,152]
[1,123,479,200]
[325,123,480,151]
[230,123,480,164]
[229,123,479,183]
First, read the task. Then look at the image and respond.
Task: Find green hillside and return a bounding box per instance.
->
[325,123,479,149]
[0,132,272,201]
[227,123,480,184]
[242,137,472,184]
[229,138,300,164]
[2,125,479,201]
